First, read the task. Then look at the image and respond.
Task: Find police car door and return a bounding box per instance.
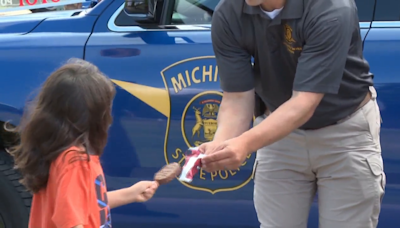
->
[84,0,257,227]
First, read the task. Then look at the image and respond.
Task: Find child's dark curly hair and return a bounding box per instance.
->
[6,58,116,193]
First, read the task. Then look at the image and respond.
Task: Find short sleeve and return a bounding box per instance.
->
[211,11,254,92]
[52,161,91,228]
[293,7,354,94]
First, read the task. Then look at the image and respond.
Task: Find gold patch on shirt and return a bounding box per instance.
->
[283,23,303,54]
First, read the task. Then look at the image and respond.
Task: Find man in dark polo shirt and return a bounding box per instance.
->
[199,0,385,227]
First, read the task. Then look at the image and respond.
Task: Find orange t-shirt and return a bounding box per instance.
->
[29,147,112,228]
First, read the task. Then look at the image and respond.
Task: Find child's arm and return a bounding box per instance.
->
[107,181,158,209]
[52,161,92,228]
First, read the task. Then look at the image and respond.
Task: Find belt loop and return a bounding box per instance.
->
[369,86,377,100]
[369,86,382,123]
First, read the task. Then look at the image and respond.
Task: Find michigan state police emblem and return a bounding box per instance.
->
[160,56,255,194]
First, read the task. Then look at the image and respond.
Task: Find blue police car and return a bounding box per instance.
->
[0,0,399,227]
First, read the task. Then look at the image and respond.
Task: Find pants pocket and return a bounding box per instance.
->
[365,153,386,221]
[361,101,382,149]
[252,160,259,180]
[366,153,385,189]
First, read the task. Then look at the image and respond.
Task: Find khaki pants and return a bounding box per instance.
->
[253,87,386,228]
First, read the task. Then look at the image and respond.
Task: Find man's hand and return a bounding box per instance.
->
[198,141,221,155]
[201,137,251,172]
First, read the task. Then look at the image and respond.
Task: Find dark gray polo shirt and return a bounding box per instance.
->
[212,0,374,130]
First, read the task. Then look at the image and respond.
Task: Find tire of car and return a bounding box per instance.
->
[0,150,31,228]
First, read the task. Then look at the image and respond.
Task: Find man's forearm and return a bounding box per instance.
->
[240,92,323,153]
[212,92,254,142]
[213,110,252,142]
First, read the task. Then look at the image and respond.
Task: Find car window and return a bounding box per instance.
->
[171,0,219,25]
[114,0,378,27]
[374,0,400,21]
[173,0,376,25]
[114,0,218,26]
[355,0,375,22]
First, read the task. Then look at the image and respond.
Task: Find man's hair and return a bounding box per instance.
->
[6,58,116,193]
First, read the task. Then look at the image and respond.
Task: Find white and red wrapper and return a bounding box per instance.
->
[178,147,206,183]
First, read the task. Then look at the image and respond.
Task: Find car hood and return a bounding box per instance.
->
[0,9,83,34]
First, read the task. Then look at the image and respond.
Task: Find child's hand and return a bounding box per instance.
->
[129,181,159,203]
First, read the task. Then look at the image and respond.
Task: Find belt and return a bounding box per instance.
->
[264,91,372,129]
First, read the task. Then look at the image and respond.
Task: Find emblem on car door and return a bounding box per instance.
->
[161,56,255,194]
[112,56,255,194]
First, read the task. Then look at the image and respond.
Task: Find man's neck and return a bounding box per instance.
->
[260,0,286,12]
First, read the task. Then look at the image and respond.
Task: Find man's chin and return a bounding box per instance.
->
[245,0,263,6]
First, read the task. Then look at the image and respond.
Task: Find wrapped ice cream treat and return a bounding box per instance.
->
[178,147,206,183]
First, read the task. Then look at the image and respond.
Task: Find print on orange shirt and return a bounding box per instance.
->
[95,174,112,227]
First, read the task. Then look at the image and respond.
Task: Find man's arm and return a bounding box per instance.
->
[239,7,354,153]
[213,90,254,143]
[210,7,255,142]
[240,91,323,152]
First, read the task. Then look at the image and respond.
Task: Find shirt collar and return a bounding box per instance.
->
[242,0,304,19]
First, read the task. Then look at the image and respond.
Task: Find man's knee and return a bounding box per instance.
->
[253,158,316,228]
[254,178,315,228]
